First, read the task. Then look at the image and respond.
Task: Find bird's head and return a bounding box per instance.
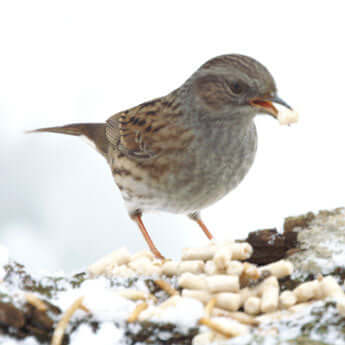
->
[190,54,292,122]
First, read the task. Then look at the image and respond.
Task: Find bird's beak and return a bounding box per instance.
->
[250,95,292,118]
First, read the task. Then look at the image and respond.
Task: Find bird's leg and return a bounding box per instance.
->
[130,211,165,259]
[188,212,214,240]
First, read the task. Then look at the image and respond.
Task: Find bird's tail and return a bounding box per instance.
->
[27,123,108,156]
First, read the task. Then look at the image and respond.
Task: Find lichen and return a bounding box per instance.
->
[224,301,345,345]
[287,208,345,278]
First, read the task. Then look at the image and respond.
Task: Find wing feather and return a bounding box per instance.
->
[106,96,192,162]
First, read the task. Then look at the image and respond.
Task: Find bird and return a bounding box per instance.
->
[29,54,293,259]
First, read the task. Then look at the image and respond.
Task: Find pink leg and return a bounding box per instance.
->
[188,212,214,240]
[131,212,165,259]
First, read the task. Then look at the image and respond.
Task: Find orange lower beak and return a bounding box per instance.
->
[250,98,278,117]
[250,95,292,118]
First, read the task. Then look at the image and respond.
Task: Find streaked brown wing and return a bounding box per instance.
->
[106,96,193,162]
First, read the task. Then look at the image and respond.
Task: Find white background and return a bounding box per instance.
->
[0,1,344,272]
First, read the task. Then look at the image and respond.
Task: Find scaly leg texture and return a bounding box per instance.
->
[131,212,165,259]
[188,212,214,240]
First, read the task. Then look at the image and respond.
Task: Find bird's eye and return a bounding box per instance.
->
[229,82,243,94]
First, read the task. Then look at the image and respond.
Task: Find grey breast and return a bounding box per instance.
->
[156,119,258,213]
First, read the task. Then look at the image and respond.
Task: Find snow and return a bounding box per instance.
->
[0,337,40,345]
[49,274,203,335]
[289,208,345,277]
[83,289,136,322]
[46,277,203,344]
[221,301,345,345]
[320,238,345,271]
[53,276,136,322]
[144,296,204,328]
[0,324,125,345]
[70,323,125,345]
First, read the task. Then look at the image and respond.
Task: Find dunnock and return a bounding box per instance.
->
[29,54,294,259]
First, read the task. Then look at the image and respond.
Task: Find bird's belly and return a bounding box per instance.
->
[162,143,256,213]
[112,124,257,215]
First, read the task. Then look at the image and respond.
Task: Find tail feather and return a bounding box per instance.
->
[27,123,108,156]
[27,124,86,136]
